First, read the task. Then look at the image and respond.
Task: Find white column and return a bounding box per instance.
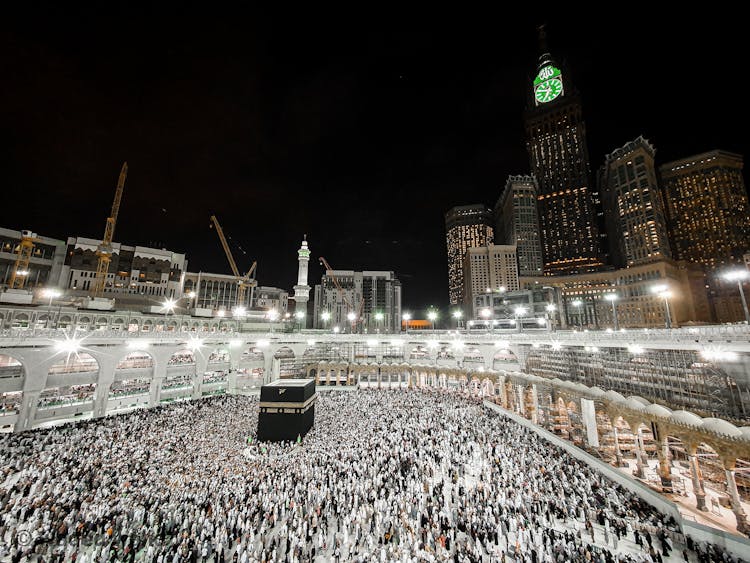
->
[149,362,168,407]
[192,353,208,399]
[725,465,750,534]
[15,390,41,432]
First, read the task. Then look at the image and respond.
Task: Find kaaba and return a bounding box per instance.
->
[257,378,317,442]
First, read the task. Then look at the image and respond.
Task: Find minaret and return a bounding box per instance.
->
[293,235,311,322]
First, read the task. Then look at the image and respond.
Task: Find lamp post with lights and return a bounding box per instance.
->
[545,303,556,332]
[427,309,438,331]
[42,288,62,328]
[294,310,305,332]
[347,311,357,334]
[374,311,384,333]
[402,312,411,333]
[571,299,583,328]
[514,306,527,333]
[604,293,619,331]
[452,309,463,330]
[651,285,673,329]
[320,310,331,330]
[722,270,750,324]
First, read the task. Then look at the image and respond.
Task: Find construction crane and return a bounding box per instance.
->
[209,215,257,308]
[92,162,128,297]
[8,230,39,289]
[319,257,365,322]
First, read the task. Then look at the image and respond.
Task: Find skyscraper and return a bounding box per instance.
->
[445,204,494,305]
[660,150,750,269]
[494,175,543,276]
[600,136,672,268]
[463,245,519,318]
[524,27,603,274]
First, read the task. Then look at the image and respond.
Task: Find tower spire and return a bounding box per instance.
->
[537,24,548,54]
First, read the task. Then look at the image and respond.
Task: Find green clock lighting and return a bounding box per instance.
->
[533,65,563,104]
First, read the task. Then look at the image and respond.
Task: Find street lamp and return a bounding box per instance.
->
[452,309,463,330]
[320,310,331,330]
[42,288,62,328]
[427,310,438,331]
[294,310,305,332]
[402,312,411,333]
[604,293,619,331]
[722,270,750,324]
[514,306,527,333]
[480,308,492,332]
[347,311,357,333]
[651,284,672,329]
[374,311,384,333]
[162,298,177,318]
[545,303,556,331]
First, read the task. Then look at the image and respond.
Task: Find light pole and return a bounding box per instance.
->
[427,310,438,331]
[294,311,305,332]
[545,303,556,332]
[320,310,331,331]
[374,311,384,333]
[514,306,527,333]
[42,288,62,328]
[402,312,411,333]
[604,293,619,331]
[722,270,750,324]
[651,284,672,329]
[480,308,491,333]
[452,309,463,330]
[347,311,357,334]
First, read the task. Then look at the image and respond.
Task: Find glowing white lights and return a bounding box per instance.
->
[604,293,618,302]
[628,344,644,355]
[186,338,204,351]
[584,346,599,353]
[427,340,439,349]
[537,318,547,326]
[306,339,316,346]
[452,310,463,319]
[295,311,305,319]
[233,306,247,318]
[55,337,82,354]
[723,270,750,282]
[333,326,340,333]
[216,309,226,318]
[550,341,562,351]
[347,312,357,322]
[480,308,491,319]
[367,339,378,347]
[701,348,739,362]
[514,306,527,316]
[320,311,331,322]
[42,288,62,299]
[374,312,384,321]
[545,303,556,312]
[267,309,280,321]
[161,298,177,313]
[427,311,438,322]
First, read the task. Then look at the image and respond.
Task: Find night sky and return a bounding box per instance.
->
[2,9,747,316]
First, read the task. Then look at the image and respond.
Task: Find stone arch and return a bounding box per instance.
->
[0,353,25,382]
[112,318,125,330]
[274,347,295,360]
[142,319,153,332]
[48,352,99,376]
[57,315,73,329]
[410,346,429,360]
[480,378,495,397]
[241,347,265,362]
[77,316,91,330]
[116,350,155,371]
[168,349,196,365]
[208,348,230,364]
[463,347,483,363]
[12,313,30,329]
[492,348,518,370]
[95,317,109,330]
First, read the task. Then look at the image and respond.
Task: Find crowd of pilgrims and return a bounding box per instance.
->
[0,389,745,563]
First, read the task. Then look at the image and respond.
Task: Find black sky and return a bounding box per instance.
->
[2,9,747,316]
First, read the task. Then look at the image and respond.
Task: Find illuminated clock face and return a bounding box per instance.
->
[535,78,563,103]
[533,65,564,105]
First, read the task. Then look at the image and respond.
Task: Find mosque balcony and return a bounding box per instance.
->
[35,401,93,420]
[45,372,98,388]
[113,366,153,379]
[165,364,195,377]
[107,392,149,413]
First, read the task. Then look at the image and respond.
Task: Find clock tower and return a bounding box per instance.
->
[524,26,604,275]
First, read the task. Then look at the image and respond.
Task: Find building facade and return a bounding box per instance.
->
[660,150,749,269]
[463,245,519,319]
[520,258,711,329]
[660,151,750,323]
[0,227,67,289]
[254,286,289,316]
[600,136,672,268]
[445,204,494,305]
[313,270,401,333]
[494,175,544,276]
[64,237,186,299]
[183,271,259,313]
[524,31,603,274]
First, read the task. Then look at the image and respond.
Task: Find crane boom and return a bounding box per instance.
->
[319,256,359,311]
[210,215,257,308]
[93,162,128,297]
[210,215,241,277]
